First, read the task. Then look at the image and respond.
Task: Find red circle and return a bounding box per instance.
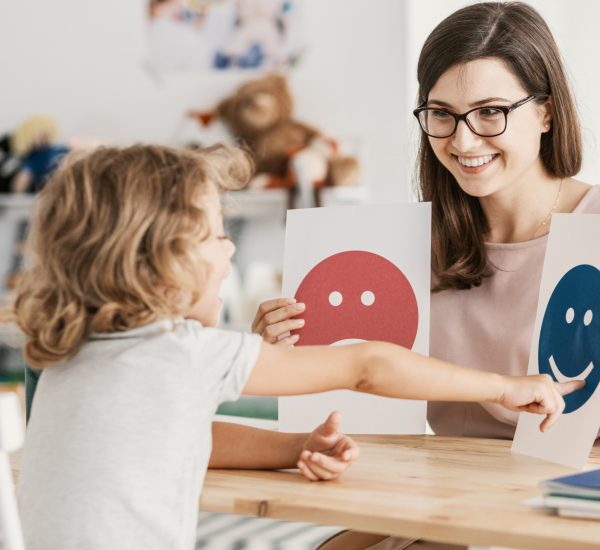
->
[293,250,419,348]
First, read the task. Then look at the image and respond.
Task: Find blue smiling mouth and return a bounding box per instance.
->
[549,355,594,383]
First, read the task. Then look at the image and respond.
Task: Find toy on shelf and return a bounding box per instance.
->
[11,115,70,194]
[189,73,359,208]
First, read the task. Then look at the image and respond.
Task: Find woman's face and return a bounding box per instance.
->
[426,57,551,199]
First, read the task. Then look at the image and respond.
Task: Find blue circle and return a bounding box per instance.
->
[538,264,600,413]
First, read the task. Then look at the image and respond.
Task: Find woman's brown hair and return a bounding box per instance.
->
[14,143,252,368]
[416,1,582,291]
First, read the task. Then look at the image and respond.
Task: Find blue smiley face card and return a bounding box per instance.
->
[513,214,600,468]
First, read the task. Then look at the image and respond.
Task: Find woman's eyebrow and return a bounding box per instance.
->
[427,96,512,108]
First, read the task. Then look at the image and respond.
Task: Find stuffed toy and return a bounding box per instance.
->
[189,73,359,207]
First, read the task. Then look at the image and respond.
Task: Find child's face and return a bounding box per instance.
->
[187,185,235,327]
[426,57,551,200]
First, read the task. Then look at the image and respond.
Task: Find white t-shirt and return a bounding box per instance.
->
[18,318,262,550]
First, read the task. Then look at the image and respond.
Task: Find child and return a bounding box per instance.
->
[15,144,580,550]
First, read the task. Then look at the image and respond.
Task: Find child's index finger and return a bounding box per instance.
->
[556,379,585,396]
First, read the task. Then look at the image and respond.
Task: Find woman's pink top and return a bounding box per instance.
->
[428,185,600,438]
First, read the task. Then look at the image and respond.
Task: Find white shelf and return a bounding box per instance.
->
[223,186,369,221]
[0,194,35,211]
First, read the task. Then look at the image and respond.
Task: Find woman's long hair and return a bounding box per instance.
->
[416,1,582,291]
[15,143,253,368]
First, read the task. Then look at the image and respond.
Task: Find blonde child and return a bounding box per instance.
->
[15,144,579,550]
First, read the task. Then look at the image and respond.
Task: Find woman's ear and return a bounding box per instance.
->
[541,96,553,133]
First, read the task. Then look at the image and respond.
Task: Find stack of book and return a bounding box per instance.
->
[529,469,600,519]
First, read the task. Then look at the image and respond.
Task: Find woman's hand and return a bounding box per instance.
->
[497,375,584,432]
[251,297,305,346]
[297,411,359,481]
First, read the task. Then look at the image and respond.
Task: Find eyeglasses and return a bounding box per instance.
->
[413,94,548,138]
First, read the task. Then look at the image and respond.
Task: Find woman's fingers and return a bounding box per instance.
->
[251,298,295,332]
[252,301,305,341]
[277,334,300,347]
[261,318,305,344]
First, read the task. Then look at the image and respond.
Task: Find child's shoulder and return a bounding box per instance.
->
[83,317,261,373]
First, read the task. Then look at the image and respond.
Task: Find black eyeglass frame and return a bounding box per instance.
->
[412,94,549,138]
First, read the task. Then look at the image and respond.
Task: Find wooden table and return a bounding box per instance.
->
[200,435,600,550]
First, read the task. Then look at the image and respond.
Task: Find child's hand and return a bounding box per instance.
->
[497,375,585,432]
[297,411,359,481]
[251,297,305,346]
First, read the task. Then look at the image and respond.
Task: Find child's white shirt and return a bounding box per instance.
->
[18,318,262,550]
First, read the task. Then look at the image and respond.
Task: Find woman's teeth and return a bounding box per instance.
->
[458,154,495,167]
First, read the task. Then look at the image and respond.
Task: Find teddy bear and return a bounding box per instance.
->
[189,73,359,207]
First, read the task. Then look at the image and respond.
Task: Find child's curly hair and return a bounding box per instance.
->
[14,143,252,369]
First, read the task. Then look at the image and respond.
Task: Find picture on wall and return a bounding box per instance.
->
[147,0,303,72]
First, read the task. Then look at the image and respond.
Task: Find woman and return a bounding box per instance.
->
[253,2,600,548]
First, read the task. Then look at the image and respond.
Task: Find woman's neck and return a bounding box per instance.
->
[479,168,563,244]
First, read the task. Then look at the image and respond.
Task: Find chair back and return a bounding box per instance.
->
[0,392,25,550]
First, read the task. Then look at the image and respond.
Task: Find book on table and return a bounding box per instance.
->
[540,468,600,499]
[527,468,600,520]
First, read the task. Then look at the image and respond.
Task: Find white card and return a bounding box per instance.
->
[279,203,431,434]
[512,214,600,468]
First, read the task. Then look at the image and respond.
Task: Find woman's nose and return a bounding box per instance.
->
[451,119,483,152]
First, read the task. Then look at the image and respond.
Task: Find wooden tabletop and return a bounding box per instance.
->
[200,435,600,550]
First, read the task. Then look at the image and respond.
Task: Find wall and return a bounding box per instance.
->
[0,0,409,202]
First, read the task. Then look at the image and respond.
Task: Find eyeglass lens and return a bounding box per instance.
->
[418,107,506,138]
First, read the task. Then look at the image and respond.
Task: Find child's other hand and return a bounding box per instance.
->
[251,297,305,346]
[297,411,359,481]
[497,375,585,432]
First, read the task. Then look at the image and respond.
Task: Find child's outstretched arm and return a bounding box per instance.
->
[243,341,584,432]
[209,411,358,481]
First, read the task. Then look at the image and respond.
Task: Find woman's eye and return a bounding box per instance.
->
[431,110,451,119]
[478,108,503,118]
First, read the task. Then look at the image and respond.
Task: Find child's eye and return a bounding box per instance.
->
[218,234,232,242]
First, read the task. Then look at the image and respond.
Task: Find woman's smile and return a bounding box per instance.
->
[452,153,499,174]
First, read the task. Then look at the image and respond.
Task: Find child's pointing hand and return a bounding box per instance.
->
[297,411,359,481]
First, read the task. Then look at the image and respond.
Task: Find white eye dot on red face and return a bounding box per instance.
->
[328,291,343,307]
[565,307,575,324]
[361,290,375,306]
[584,309,593,326]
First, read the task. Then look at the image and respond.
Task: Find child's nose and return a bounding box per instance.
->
[227,239,236,257]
